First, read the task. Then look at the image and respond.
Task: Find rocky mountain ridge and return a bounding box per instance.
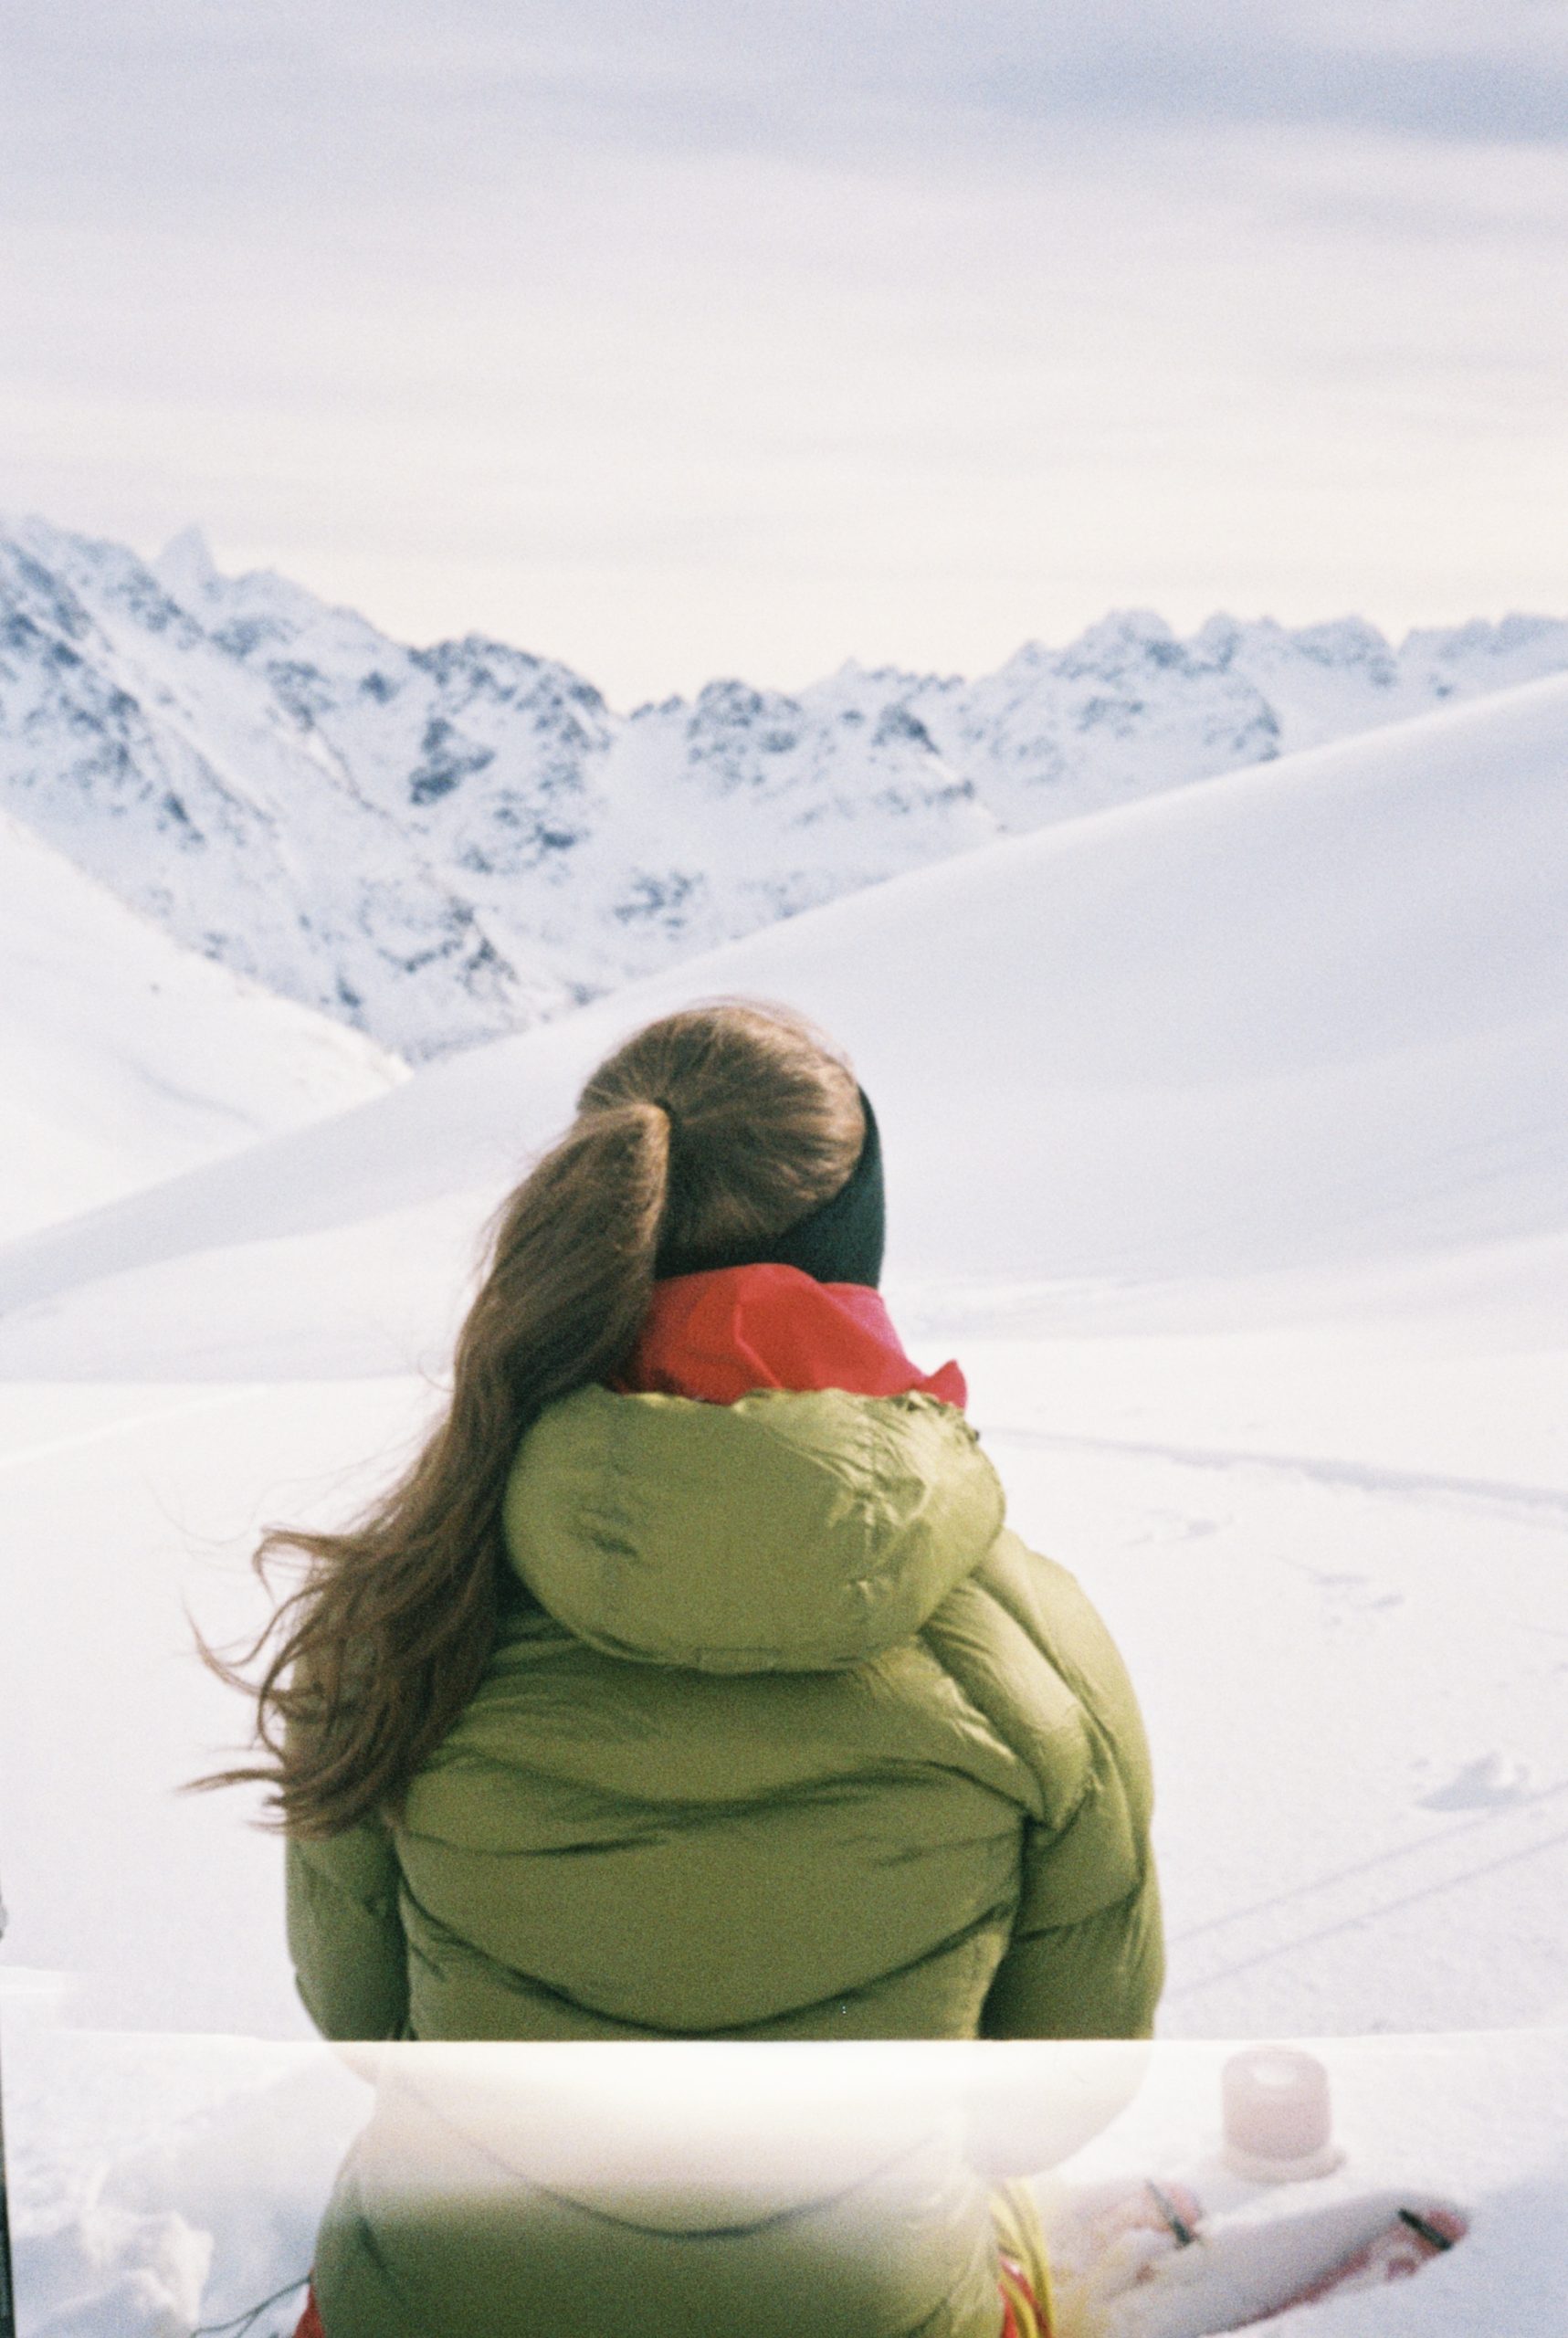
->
[4,513,1563,1058]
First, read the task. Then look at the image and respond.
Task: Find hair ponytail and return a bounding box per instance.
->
[195,1002,862,1838]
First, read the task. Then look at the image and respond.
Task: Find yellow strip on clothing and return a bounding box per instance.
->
[990,2180,1057,2338]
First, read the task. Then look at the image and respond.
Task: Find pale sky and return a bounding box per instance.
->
[5,1,1566,703]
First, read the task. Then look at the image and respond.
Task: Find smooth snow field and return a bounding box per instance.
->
[0,804,403,1246]
[1,676,1565,2333]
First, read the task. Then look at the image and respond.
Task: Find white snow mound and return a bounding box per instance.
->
[0,802,403,1242]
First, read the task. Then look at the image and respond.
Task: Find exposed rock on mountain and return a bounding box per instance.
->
[3,515,1563,1058]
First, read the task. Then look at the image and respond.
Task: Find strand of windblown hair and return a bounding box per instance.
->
[191,2270,310,2335]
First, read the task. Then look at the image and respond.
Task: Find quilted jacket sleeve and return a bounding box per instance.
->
[979,1829,1164,2038]
[287,1813,411,2041]
[946,1532,1165,2040]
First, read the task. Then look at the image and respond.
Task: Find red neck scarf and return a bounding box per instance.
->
[619,1262,966,1409]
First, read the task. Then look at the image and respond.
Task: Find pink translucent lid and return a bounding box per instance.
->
[1222,2045,1334,2164]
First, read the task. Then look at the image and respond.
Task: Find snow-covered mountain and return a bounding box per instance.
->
[4,668,1563,1374]
[0,520,988,1058]
[4,512,1566,1061]
[0,796,402,1241]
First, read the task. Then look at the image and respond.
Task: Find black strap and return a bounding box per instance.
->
[657,1090,886,1289]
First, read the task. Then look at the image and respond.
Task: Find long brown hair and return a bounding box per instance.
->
[196,1000,864,1838]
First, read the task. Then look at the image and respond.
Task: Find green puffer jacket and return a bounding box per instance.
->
[289,1383,1163,2336]
[310,2047,1023,2338]
[289,1385,1162,2047]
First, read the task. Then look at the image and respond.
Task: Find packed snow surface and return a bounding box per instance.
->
[0,668,1563,2333]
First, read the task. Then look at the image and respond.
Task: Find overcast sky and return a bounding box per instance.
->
[5,1,1566,701]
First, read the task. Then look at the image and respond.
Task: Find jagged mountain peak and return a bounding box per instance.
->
[1058,606,1182,668]
[1287,615,1397,677]
[153,523,221,606]
[690,675,804,723]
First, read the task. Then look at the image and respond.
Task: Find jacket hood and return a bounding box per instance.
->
[501,1384,1005,1674]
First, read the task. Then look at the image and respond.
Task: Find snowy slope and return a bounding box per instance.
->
[0,800,403,1241]
[1,666,1562,1374]
[3,513,1564,1059]
[1,624,1565,2338]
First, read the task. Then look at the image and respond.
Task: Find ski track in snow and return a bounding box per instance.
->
[1164,1787,1568,2006]
[0,1386,259,1480]
[981,1425,1568,1531]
